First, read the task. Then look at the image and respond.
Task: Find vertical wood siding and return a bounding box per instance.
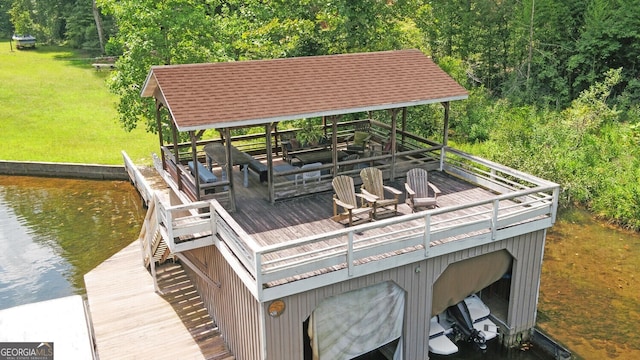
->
[183,230,545,360]
[182,246,262,360]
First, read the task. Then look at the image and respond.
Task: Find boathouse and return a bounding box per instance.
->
[135,49,559,359]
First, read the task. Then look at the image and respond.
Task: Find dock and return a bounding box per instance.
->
[0,295,94,359]
[84,240,234,360]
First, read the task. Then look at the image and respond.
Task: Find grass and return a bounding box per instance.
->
[0,41,157,165]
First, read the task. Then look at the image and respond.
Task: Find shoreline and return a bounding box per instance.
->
[0,160,128,180]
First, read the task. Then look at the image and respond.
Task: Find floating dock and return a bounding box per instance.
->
[0,295,94,359]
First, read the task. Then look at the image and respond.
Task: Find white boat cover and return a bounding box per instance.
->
[308,281,404,360]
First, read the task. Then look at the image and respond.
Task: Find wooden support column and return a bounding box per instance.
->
[171,119,182,191]
[331,116,339,176]
[189,131,201,200]
[390,108,399,181]
[401,107,407,147]
[154,99,166,170]
[273,122,280,157]
[266,123,274,204]
[223,128,236,211]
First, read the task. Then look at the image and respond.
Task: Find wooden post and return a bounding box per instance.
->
[401,107,407,147]
[224,128,236,211]
[273,122,280,157]
[154,97,166,170]
[171,118,182,191]
[190,131,201,201]
[331,116,339,176]
[266,123,274,203]
[390,108,399,181]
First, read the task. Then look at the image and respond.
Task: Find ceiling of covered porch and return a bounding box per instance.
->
[140,49,468,132]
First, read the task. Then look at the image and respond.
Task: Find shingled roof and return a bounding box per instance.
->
[140,49,468,132]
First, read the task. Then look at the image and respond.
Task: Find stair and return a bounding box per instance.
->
[140,199,175,269]
[156,262,235,360]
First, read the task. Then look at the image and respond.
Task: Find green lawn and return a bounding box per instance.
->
[0,41,157,165]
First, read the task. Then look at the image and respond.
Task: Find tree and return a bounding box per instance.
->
[98,0,236,132]
[8,0,36,36]
[0,1,12,38]
[568,0,640,102]
[92,0,105,54]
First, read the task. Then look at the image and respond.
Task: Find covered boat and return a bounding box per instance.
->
[12,34,36,49]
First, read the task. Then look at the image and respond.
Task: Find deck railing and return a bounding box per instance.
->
[152,146,559,302]
[157,119,444,202]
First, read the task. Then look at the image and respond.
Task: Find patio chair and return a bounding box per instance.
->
[331,176,374,226]
[295,162,322,185]
[359,167,402,219]
[405,168,441,212]
[345,122,372,155]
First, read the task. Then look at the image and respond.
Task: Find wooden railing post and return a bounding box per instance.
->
[423,213,431,257]
[209,201,217,236]
[492,199,500,240]
[149,195,160,293]
[347,231,354,276]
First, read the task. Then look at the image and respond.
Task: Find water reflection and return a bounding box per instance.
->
[0,175,145,310]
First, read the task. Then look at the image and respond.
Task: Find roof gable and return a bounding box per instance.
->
[141,49,468,132]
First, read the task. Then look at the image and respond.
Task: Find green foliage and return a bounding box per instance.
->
[450,88,497,143]
[99,0,231,132]
[8,0,35,36]
[294,118,324,146]
[568,0,640,97]
[458,69,640,230]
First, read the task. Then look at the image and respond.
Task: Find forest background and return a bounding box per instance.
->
[2,0,639,231]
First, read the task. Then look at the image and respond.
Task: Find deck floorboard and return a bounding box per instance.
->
[230,170,497,246]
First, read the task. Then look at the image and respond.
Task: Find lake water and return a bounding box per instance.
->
[538,208,640,360]
[0,175,145,309]
[1,176,638,359]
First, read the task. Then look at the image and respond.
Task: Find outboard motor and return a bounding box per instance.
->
[447,301,487,351]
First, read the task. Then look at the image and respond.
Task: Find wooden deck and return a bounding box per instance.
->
[85,241,234,360]
[230,170,493,245]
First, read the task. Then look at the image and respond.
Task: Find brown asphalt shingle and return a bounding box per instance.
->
[141,49,468,131]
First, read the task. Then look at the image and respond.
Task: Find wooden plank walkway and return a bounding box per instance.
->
[85,241,234,360]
